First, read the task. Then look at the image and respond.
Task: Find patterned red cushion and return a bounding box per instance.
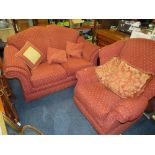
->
[66,41,84,58]
[15,41,43,69]
[47,47,67,64]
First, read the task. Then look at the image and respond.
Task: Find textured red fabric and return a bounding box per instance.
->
[7,26,48,61]
[4,25,99,102]
[46,25,79,50]
[66,41,84,58]
[120,38,155,74]
[61,58,93,76]
[47,47,67,64]
[4,45,29,72]
[75,81,121,122]
[99,40,125,65]
[76,67,99,83]
[114,96,148,123]
[74,38,155,134]
[16,41,43,69]
[77,36,100,63]
[31,63,67,88]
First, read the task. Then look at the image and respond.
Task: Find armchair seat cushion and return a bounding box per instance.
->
[31,62,67,87]
[62,58,93,76]
[75,81,121,121]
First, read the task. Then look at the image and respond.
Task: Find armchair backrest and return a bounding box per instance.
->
[120,38,155,75]
[7,26,49,61]
[46,25,79,50]
[99,38,155,100]
[99,38,155,75]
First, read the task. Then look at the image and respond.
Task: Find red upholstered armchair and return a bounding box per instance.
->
[74,38,155,134]
[3,25,99,102]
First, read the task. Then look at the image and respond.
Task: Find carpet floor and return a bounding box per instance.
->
[7,79,155,135]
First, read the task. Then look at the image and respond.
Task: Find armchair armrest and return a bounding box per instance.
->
[76,66,99,83]
[143,77,155,100]
[3,45,31,77]
[99,40,125,65]
[113,96,148,123]
[77,36,100,64]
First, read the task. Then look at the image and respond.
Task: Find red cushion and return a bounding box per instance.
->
[61,58,93,76]
[16,41,43,69]
[66,41,84,58]
[31,62,67,87]
[47,47,67,64]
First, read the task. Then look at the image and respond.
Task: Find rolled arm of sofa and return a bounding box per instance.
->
[77,36,100,64]
[76,66,99,83]
[3,45,31,77]
[113,96,148,123]
[3,45,32,93]
[99,40,126,65]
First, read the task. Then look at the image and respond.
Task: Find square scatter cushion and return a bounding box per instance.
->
[66,41,84,58]
[47,47,67,64]
[95,57,151,98]
[16,41,43,69]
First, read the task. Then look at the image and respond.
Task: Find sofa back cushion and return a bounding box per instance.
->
[7,26,49,61]
[46,25,79,50]
[120,38,155,75]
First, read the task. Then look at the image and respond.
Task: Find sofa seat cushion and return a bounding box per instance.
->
[61,58,93,76]
[31,62,68,88]
[75,81,121,121]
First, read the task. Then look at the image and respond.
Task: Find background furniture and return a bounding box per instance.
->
[0,57,19,123]
[0,100,7,135]
[0,27,15,42]
[74,38,155,134]
[96,29,129,46]
[3,25,99,102]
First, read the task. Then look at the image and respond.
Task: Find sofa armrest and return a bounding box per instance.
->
[113,96,148,123]
[99,40,125,65]
[3,45,31,77]
[76,66,99,83]
[77,36,100,64]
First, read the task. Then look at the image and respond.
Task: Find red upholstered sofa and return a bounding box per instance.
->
[3,25,99,102]
[74,38,155,134]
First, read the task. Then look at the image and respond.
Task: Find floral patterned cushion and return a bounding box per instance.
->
[96,57,151,98]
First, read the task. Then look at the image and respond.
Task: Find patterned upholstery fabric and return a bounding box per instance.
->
[120,38,155,74]
[66,41,84,58]
[4,25,99,101]
[74,38,155,134]
[96,57,151,98]
[61,58,92,76]
[16,41,44,69]
[77,36,100,63]
[47,47,67,64]
[7,26,48,61]
[31,63,67,88]
[46,25,79,50]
